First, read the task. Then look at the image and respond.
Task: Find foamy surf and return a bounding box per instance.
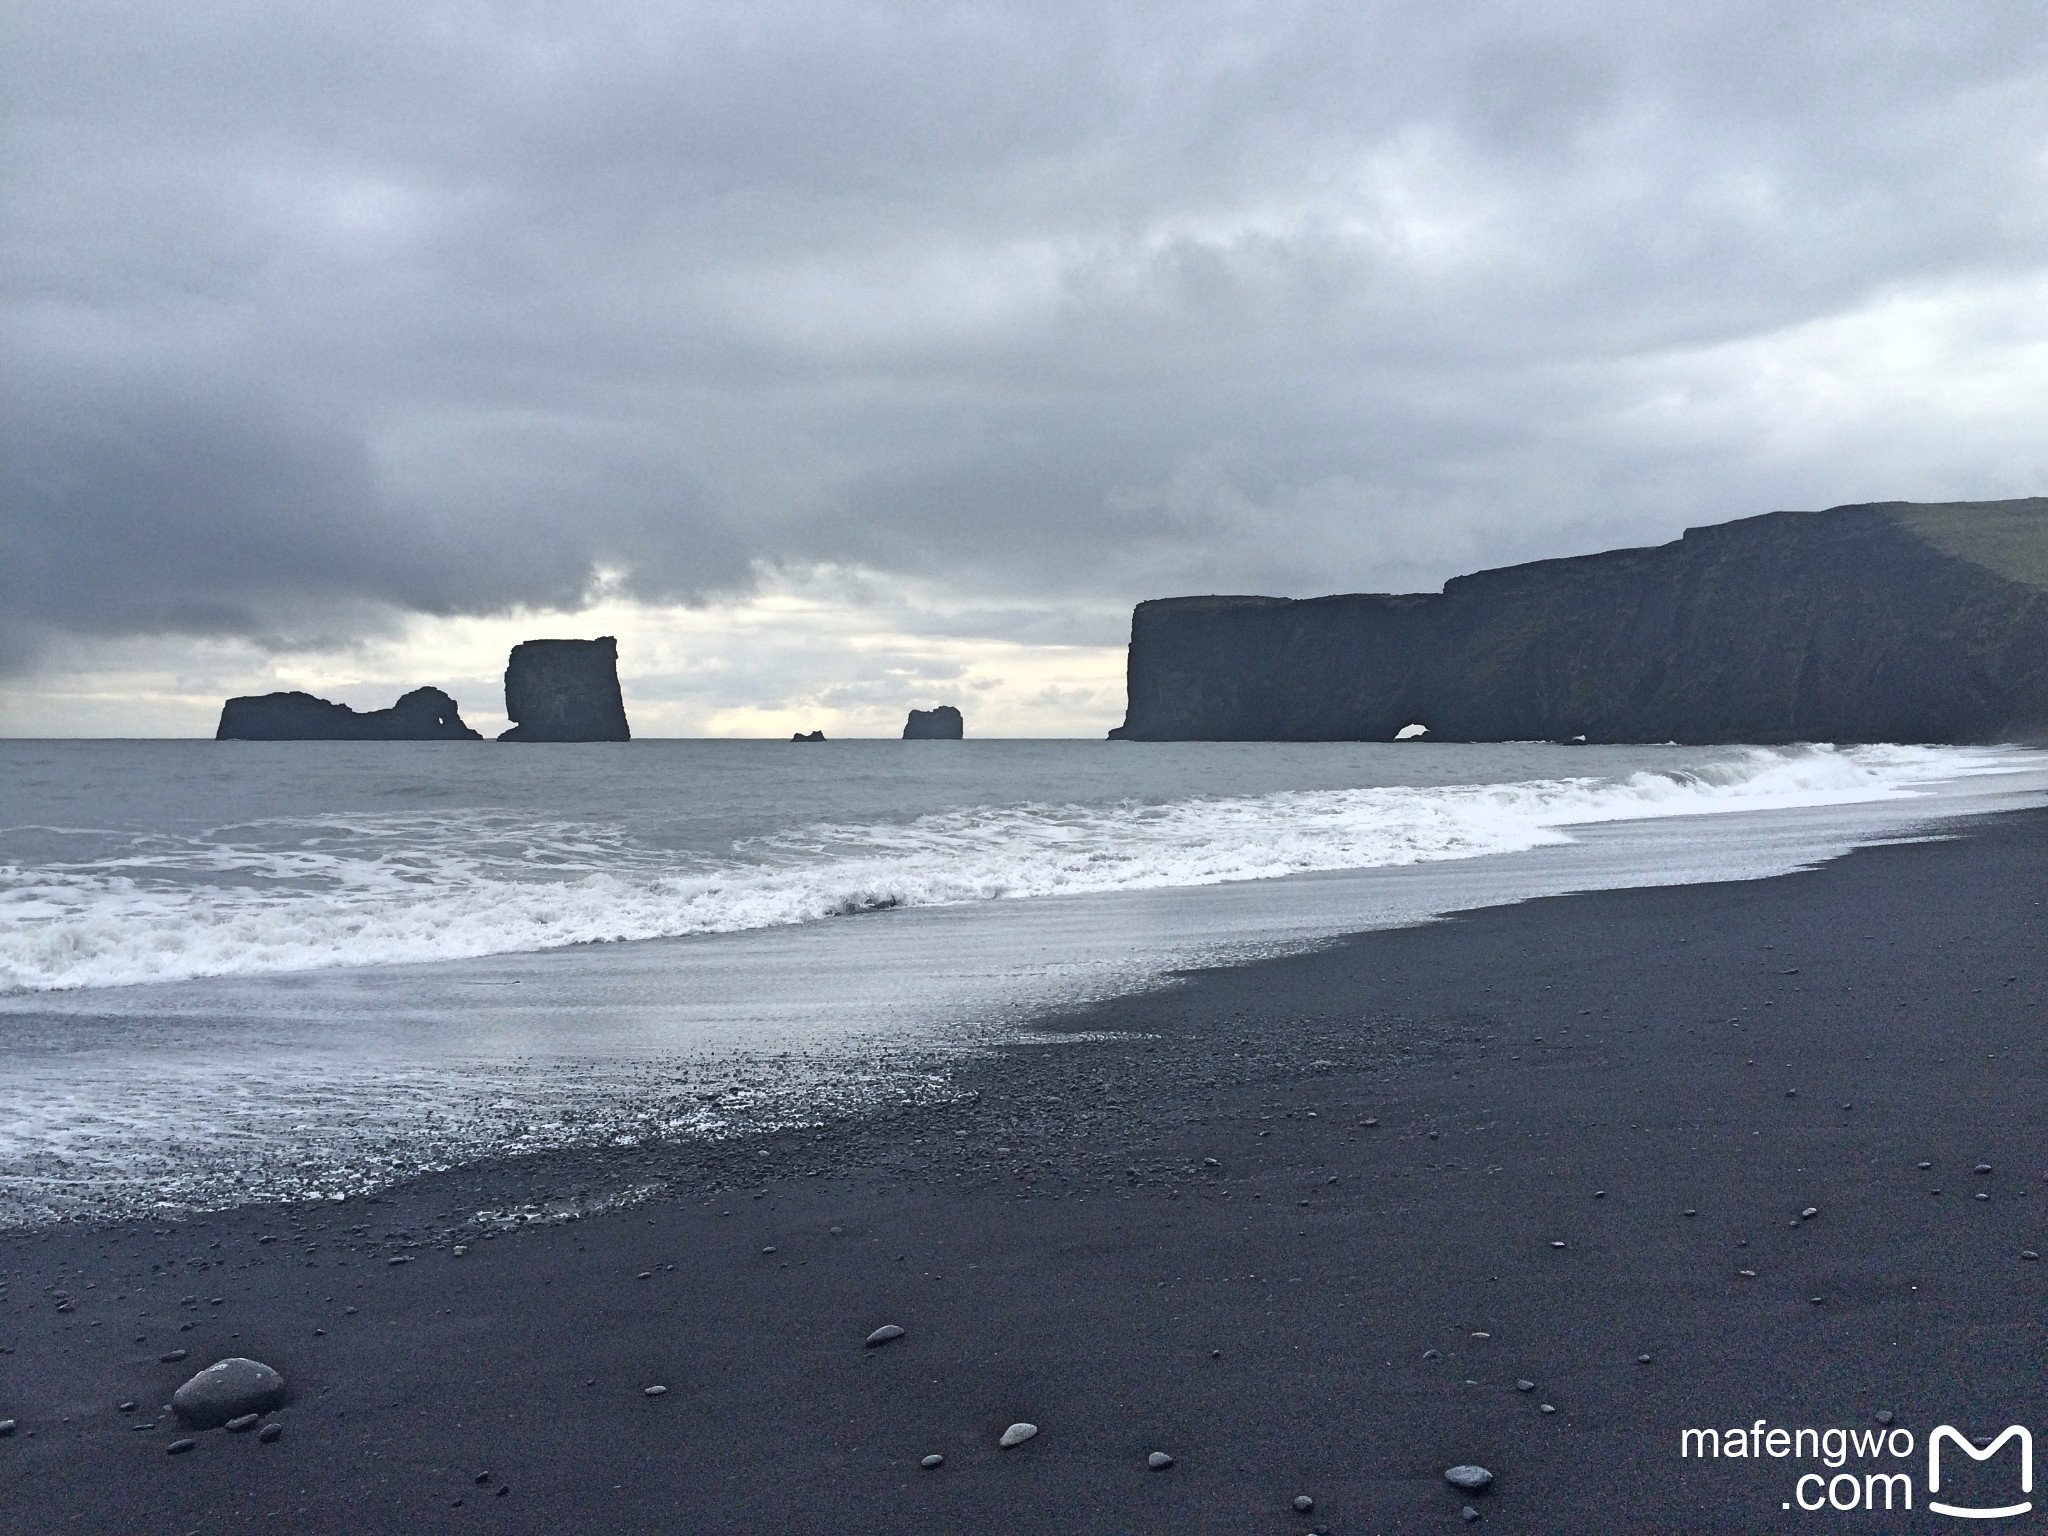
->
[0,743,2023,993]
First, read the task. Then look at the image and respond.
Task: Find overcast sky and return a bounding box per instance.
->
[5,1,2047,736]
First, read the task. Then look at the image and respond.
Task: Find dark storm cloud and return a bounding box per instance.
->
[6,0,2047,670]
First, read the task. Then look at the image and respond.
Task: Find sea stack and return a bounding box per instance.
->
[498,638,631,742]
[1109,498,2048,744]
[217,687,481,741]
[902,705,964,739]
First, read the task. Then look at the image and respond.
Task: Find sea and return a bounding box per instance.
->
[2,738,2044,1229]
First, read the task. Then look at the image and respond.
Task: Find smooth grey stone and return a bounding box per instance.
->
[1540,1404,1557,1414]
[1800,1206,1818,1220]
[2023,1250,2040,1261]
[1515,1380,1535,1392]
[1637,1354,1653,1364]
[643,1385,667,1397]
[1148,1451,1175,1469]
[1876,1411,1895,1426]
[159,1349,189,1363]
[999,1422,1038,1448]
[258,1422,282,1443]
[1445,1464,1494,1492]
[0,1420,15,1436]
[920,1454,944,1469]
[225,1413,259,1433]
[173,1358,285,1429]
[1292,1494,1315,1512]
[167,1438,196,1455]
[865,1325,906,1348]
[1977,1164,1994,1174]
[1464,1505,1482,1522]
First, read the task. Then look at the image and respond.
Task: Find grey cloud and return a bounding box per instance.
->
[6,0,2048,676]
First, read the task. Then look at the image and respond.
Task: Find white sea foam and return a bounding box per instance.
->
[0,743,2021,993]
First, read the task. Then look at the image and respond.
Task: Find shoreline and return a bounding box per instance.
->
[6,807,2048,1532]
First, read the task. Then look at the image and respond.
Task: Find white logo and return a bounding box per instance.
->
[1929,1425,2033,1520]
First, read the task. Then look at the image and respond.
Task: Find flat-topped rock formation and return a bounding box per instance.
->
[216,686,481,741]
[902,706,964,739]
[499,637,631,742]
[1109,498,2048,744]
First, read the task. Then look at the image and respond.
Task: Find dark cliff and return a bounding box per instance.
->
[216,687,481,741]
[903,705,964,739]
[499,637,631,742]
[1109,499,2048,744]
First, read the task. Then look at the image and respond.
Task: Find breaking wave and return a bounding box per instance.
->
[0,743,2018,992]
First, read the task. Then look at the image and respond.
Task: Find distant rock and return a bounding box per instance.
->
[792,730,826,742]
[498,638,630,742]
[216,687,480,741]
[902,705,964,740]
[172,1358,285,1429]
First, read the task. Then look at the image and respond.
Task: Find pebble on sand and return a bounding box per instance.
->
[1292,1494,1315,1512]
[1800,1206,1818,1220]
[167,1438,196,1455]
[1148,1451,1175,1469]
[173,1358,286,1429]
[1445,1465,1494,1492]
[1876,1411,1895,1426]
[999,1423,1038,1448]
[0,1420,15,1436]
[1515,1380,1535,1392]
[1540,1404,1557,1414]
[1464,1505,1483,1522]
[2022,1250,2040,1261]
[920,1454,944,1469]
[258,1423,282,1443]
[643,1385,668,1397]
[225,1413,259,1433]
[864,1325,906,1348]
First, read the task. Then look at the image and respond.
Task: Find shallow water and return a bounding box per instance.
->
[1,739,2042,1225]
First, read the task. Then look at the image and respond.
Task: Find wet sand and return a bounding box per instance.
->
[4,808,2047,1534]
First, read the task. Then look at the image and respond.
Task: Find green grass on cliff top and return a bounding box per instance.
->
[1887,498,2048,591]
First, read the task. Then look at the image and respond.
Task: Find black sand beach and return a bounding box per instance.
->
[5,808,2047,1534]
